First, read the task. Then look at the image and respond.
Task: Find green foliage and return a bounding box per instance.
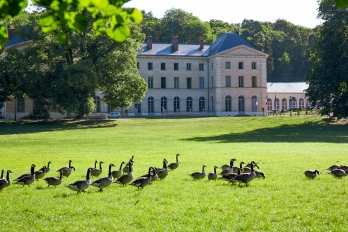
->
[306,0,348,118]
[0,0,142,49]
[335,0,348,8]
[1,117,348,230]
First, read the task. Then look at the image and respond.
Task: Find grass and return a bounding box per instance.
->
[0,116,348,231]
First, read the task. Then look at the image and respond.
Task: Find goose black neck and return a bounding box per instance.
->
[148,167,152,177]
[202,165,205,172]
[6,170,10,181]
[95,161,98,168]
[31,165,35,175]
[251,163,254,172]
[214,166,217,174]
[240,162,244,169]
[119,162,124,170]
[176,155,179,162]
[69,160,72,168]
[99,162,102,169]
[163,160,167,169]
[47,162,51,168]
[230,160,234,167]
[59,171,63,179]
[0,170,3,178]
[108,164,112,176]
[128,162,132,173]
[86,169,90,180]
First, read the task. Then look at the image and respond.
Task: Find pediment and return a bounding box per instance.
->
[214,45,269,58]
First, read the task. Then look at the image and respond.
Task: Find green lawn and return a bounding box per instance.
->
[0,116,348,231]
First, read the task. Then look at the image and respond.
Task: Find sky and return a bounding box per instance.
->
[124,0,323,28]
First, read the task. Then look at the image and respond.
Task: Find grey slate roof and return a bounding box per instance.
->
[139,32,257,57]
[267,82,308,93]
[4,34,26,47]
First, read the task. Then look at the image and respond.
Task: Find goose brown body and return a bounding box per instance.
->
[233,162,257,186]
[90,161,104,178]
[67,168,91,193]
[0,170,12,191]
[131,167,153,190]
[304,170,320,179]
[168,154,180,170]
[91,163,115,191]
[15,164,36,187]
[44,171,63,188]
[189,165,206,180]
[57,160,75,178]
[115,161,134,186]
[208,166,218,181]
[111,161,125,180]
[157,159,168,180]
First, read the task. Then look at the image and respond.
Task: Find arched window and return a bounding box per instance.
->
[267,98,272,111]
[275,98,279,110]
[186,97,192,111]
[238,96,245,112]
[161,97,167,112]
[282,98,287,110]
[94,96,101,112]
[251,96,257,112]
[17,97,25,113]
[290,97,297,109]
[306,100,311,108]
[199,97,205,111]
[174,97,180,112]
[225,96,231,112]
[299,98,304,109]
[148,97,154,113]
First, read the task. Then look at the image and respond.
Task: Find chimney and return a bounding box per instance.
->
[172,36,178,51]
[199,38,204,50]
[7,24,16,41]
[147,36,152,49]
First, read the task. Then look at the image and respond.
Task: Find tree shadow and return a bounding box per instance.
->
[0,120,117,135]
[183,121,348,143]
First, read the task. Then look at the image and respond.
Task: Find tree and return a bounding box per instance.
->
[306,0,348,118]
[6,11,147,119]
[0,0,143,50]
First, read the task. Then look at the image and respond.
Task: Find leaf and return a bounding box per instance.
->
[0,25,8,49]
[128,8,143,24]
[106,24,130,42]
[100,4,118,16]
[73,13,88,32]
[39,14,60,32]
[56,32,67,43]
[335,0,348,9]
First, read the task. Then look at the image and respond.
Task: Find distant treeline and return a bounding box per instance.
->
[141,9,316,82]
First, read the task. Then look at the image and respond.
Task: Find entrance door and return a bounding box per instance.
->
[134,103,141,115]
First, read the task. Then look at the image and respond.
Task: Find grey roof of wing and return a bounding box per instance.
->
[139,43,211,57]
[267,82,309,93]
[208,33,256,56]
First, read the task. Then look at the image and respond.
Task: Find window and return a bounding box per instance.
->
[252,96,257,112]
[174,97,180,112]
[225,76,231,87]
[238,96,245,112]
[199,77,204,89]
[187,77,192,89]
[199,63,204,71]
[299,98,304,109]
[137,62,139,69]
[94,96,101,112]
[211,62,213,70]
[199,97,205,111]
[161,77,166,88]
[275,98,279,110]
[174,63,179,71]
[267,98,272,110]
[17,97,25,113]
[225,62,231,69]
[161,63,166,70]
[238,76,244,87]
[161,97,167,112]
[148,77,153,88]
[148,62,153,70]
[174,77,179,89]
[186,63,191,71]
[148,97,154,113]
[211,76,214,88]
[225,96,232,112]
[252,76,257,87]
[252,62,256,70]
[282,99,287,110]
[239,62,244,69]
[134,103,141,113]
[290,97,297,109]
[186,97,192,112]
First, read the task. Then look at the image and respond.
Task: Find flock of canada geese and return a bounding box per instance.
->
[0,154,346,193]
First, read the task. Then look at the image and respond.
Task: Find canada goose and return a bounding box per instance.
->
[255,170,266,179]
[111,161,126,180]
[0,169,4,179]
[220,159,238,175]
[233,162,257,186]
[221,158,237,170]
[114,161,134,186]
[157,159,169,180]
[67,168,91,193]
[221,163,243,181]
[189,165,206,180]
[339,165,348,172]
[150,167,158,182]
[89,160,98,170]
[304,170,320,179]
[45,161,51,173]
[228,168,242,185]
[0,170,12,191]
[327,164,340,171]
[242,161,259,173]
[330,169,347,178]
[57,160,75,178]
[91,163,115,192]
[123,156,134,173]
[168,154,180,170]
[15,164,36,187]
[90,161,104,178]
[44,171,63,188]
[208,166,218,181]
[35,166,47,180]
[131,167,153,190]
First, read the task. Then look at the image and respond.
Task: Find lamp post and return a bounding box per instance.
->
[289,96,292,116]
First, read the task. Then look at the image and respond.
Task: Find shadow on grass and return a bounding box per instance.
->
[0,120,117,135]
[183,121,348,143]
